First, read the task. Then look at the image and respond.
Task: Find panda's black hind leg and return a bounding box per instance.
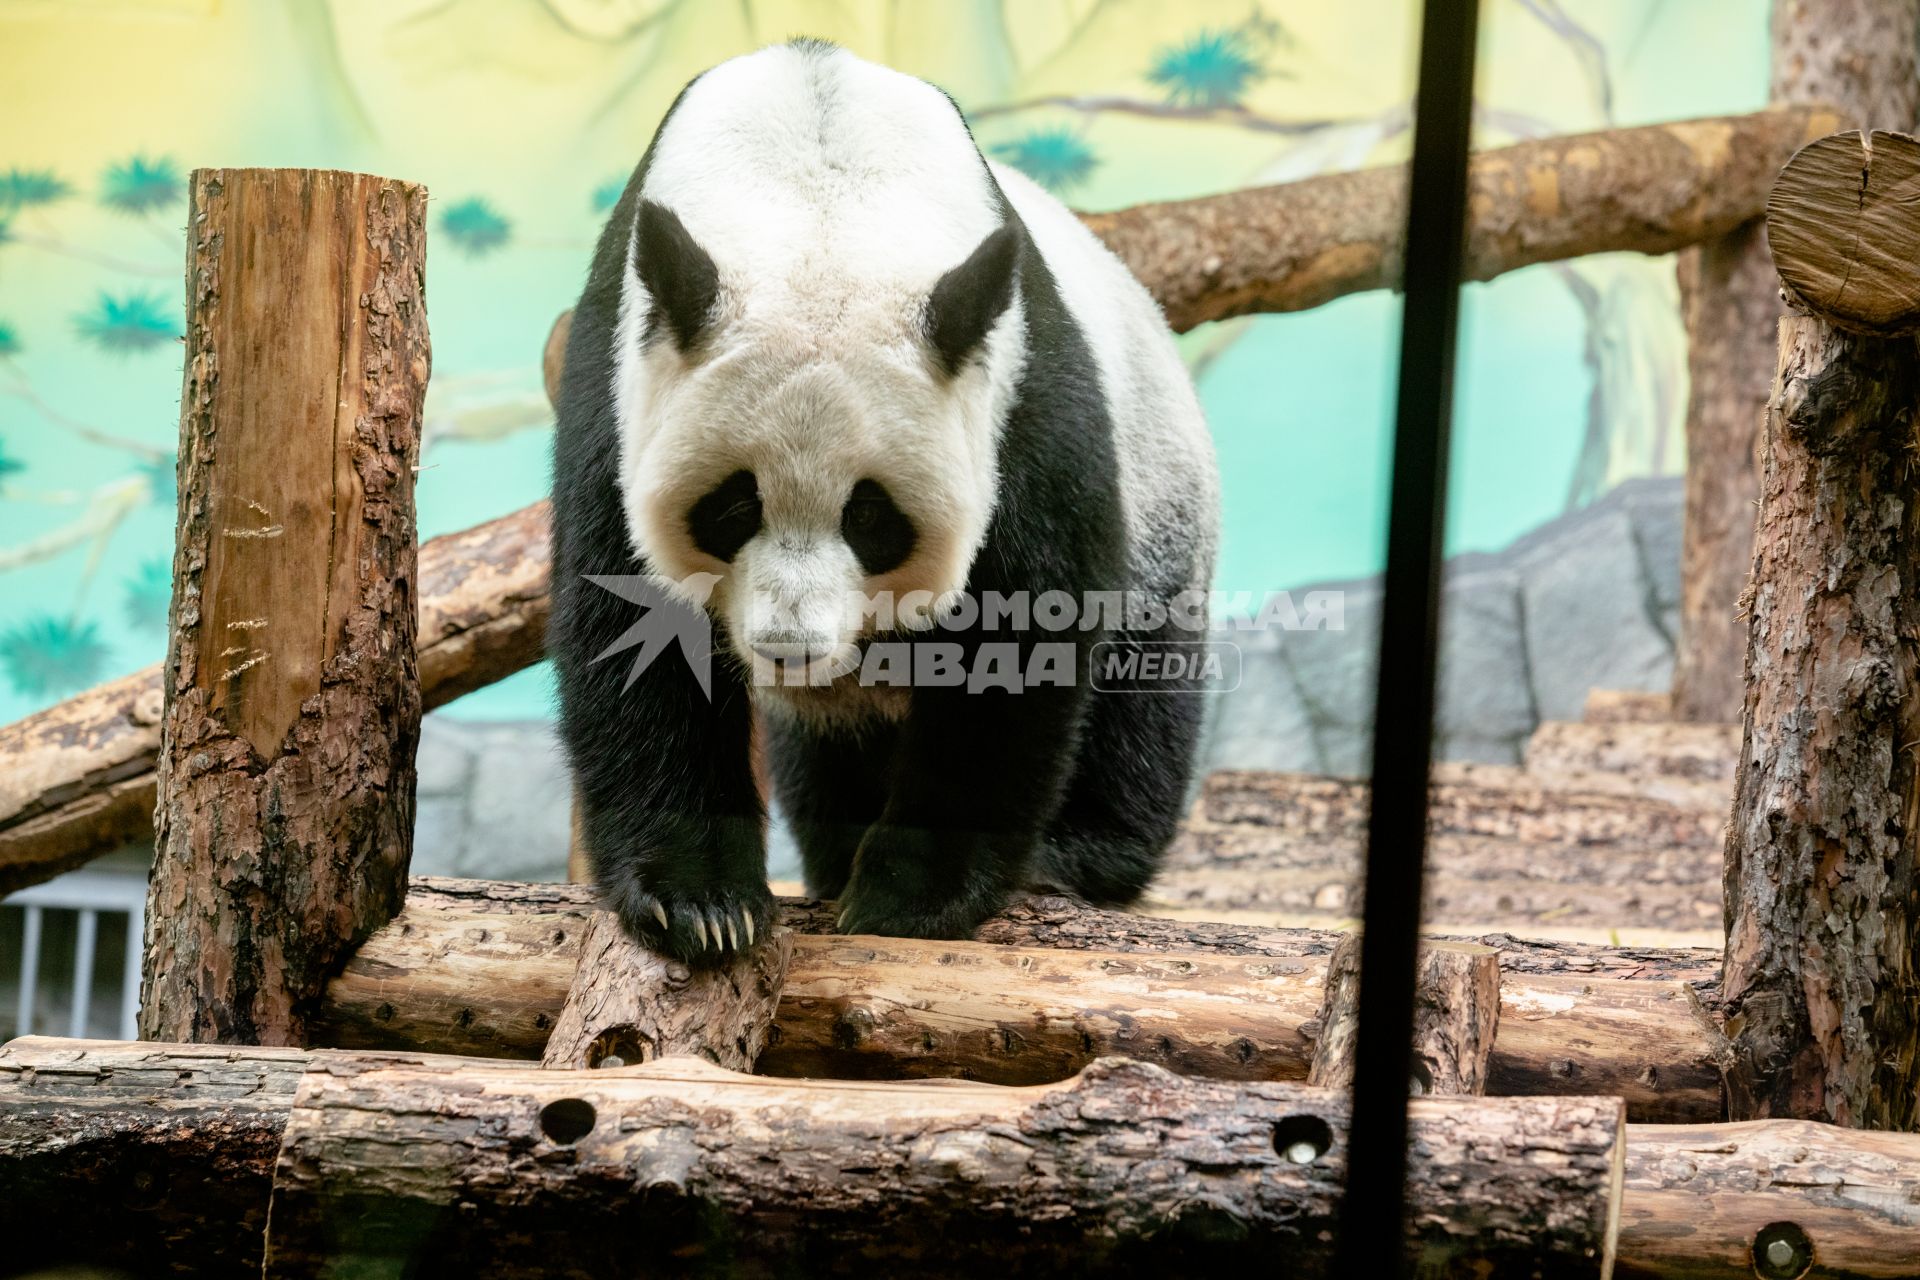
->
[766,714,899,899]
[1035,652,1206,904]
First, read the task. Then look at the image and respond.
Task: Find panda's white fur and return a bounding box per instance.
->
[611,41,1215,697]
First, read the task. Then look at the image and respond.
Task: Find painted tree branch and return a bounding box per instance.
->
[311,879,1726,1121]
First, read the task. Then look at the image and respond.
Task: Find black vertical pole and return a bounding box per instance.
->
[1336,1,1481,1276]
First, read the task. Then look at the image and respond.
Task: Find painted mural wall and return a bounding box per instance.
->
[0,0,1765,724]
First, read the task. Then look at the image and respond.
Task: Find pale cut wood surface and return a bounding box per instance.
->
[1721,309,1920,1128]
[1770,129,1920,333]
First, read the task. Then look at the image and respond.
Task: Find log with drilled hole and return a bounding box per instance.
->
[1308,936,1499,1095]
[12,1037,1917,1279]
[262,1052,1625,1279]
[539,909,791,1070]
[311,879,1726,1121]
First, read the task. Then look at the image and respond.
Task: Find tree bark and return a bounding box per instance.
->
[263,1053,1625,1279]
[1086,106,1839,333]
[1308,936,1499,1095]
[540,909,791,1070]
[0,498,548,896]
[0,1035,309,1278]
[1722,304,1920,1127]
[141,169,429,1047]
[1672,0,1918,722]
[311,879,1726,1121]
[1523,719,1740,783]
[1616,1118,1920,1280]
[17,1036,1918,1280]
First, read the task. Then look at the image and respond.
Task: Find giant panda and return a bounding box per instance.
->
[550,39,1219,962]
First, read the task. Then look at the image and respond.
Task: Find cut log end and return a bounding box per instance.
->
[1768,129,1920,335]
[1308,935,1501,1095]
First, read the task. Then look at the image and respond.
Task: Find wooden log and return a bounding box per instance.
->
[1308,936,1500,1095]
[1617,1119,1920,1279]
[262,1052,1625,1279]
[1771,130,1920,334]
[16,1037,1919,1280]
[1672,0,1918,723]
[1200,766,1726,847]
[0,498,549,896]
[1721,308,1920,1119]
[0,1035,308,1278]
[312,879,1726,1121]
[540,909,791,1070]
[1582,688,1675,724]
[1524,719,1740,784]
[142,168,429,1046]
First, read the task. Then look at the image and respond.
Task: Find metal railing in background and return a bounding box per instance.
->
[6,866,146,1042]
[1339,0,1481,1274]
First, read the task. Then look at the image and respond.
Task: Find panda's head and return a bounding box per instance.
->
[612,196,1026,684]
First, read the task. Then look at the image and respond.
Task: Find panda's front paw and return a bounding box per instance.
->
[603,868,775,966]
[835,824,1010,939]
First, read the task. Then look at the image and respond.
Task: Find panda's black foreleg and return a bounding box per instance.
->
[765,715,899,898]
[835,670,1088,938]
[553,576,771,965]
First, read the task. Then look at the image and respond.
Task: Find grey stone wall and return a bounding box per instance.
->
[416,477,1685,880]
[1203,476,1681,774]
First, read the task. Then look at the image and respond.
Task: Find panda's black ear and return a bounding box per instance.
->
[636,200,719,352]
[924,221,1022,376]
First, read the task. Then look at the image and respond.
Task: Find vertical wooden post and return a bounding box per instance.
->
[1309,935,1501,1096]
[1723,132,1920,1127]
[142,169,429,1045]
[1672,0,1918,722]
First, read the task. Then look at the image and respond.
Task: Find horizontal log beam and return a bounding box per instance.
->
[0,108,1837,890]
[1085,105,1841,331]
[12,1037,1919,1279]
[312,878,1726,1121]
[0,500,549,894]
[1523,720,1740,783]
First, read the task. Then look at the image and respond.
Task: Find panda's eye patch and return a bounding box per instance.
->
[841,479,915,576]
[688,469,761,562]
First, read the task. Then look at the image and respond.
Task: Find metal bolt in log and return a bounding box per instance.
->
[142,168,430,1046]
[539,909,792,1070]
[1308,935,1500,1095]
[1721,129,1920,1127]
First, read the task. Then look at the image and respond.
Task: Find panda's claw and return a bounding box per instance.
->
[725,914,740,950]
[741,909,754,946]
[650,899,670,931]
[692,913,709,950]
